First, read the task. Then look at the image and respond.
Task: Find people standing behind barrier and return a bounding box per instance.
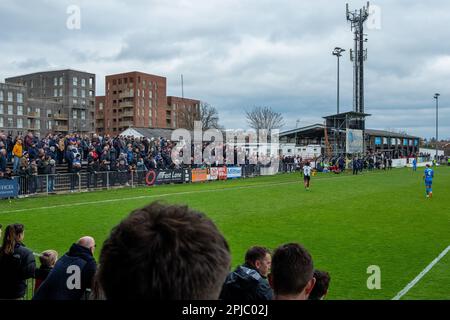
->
[87,147,99,190]
[268,243,316,300]
[220,246,273,301]
[29,160,38,194]
[0,148,7,173]
[352,157,358,175]
[308,270,331,300]
[70,153,82,192]
[95,202,231,300]
[0,223,36,299]
[33,236,97,300]
[34,250,58,292]
[12,139,23,174]
[47,159,56,193]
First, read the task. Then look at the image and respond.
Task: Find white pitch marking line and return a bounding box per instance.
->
[0,173,373,214]
[392,245,450,300]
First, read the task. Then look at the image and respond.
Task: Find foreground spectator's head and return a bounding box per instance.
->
[97,201,231,300]
[309,270,331,300]
[77,236,96,256]
[244,246,272,278]
[269,243,315,300]
[39,250,58,268]
[0,223,25,256]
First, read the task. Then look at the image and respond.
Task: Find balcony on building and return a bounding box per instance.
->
[119,120,134,127]
[120,101,134,109]
[55,125,69,132]
[53,113,69,121]
[119,91,134,99]
[121,111,134,118]
[27,112,40,118]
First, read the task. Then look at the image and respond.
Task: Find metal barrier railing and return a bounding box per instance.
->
[9,165,292,198]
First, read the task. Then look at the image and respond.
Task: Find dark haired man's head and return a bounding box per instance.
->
[97,201,231,300]
[309,270,331,300]
[245,246,271,278]
[269,243,315,300]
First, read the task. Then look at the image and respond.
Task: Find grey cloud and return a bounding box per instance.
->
[1,0,450,139]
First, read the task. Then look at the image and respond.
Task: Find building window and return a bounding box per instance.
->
[81,99,86,106]
[73,77,78,86]
[0,104,3,114]
[0,91,3,101]
[17,93,23,103]
[99,103,103,110]
[81,110,86,120]
[54,77,58,86]
[89,90,94,97]
[36,108,40,117]
[17,118,23,129]
[7,92,13,102]
[0,117,3,127]
[54,89,58,97]
[58,88,62,97]
[47,109,52,117]
[47,120,53,130]
[89,78,94,87]
[81,79,86,87]
[8,105,13,115]
[7,118,13,128]
[73,110,77,119]
[36,121,40,130]
[60,77,64,86]
[17,105,23,116]
[73,88,78,97]
[81,90,86,98]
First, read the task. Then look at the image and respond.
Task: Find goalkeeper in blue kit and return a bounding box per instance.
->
[423,164,434,198]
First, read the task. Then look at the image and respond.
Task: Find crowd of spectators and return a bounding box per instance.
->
[0,202,330,301]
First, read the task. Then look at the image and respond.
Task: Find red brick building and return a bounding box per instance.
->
[95,96,105,135]
[96,71,200,135]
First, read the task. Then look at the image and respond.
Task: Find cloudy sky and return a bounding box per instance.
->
[1,0,449,139]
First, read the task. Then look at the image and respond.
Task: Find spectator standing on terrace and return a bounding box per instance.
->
[33,236,97,300]
[34,250,58,292]
[0,223,36,299]
[308,270,331,300]
[0,149,7,173]
[269,243,316,300]
[12,139,23,174]
[95,202,231,300]
[220,246,273,301]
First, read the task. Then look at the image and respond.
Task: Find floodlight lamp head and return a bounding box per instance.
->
[434,93,440,99]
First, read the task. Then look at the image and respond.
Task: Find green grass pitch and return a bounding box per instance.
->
[1,167,449,300]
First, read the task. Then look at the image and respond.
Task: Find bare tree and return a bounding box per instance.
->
[200,102,221,131]
[245,106,285,131]
[177,101,221,131]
